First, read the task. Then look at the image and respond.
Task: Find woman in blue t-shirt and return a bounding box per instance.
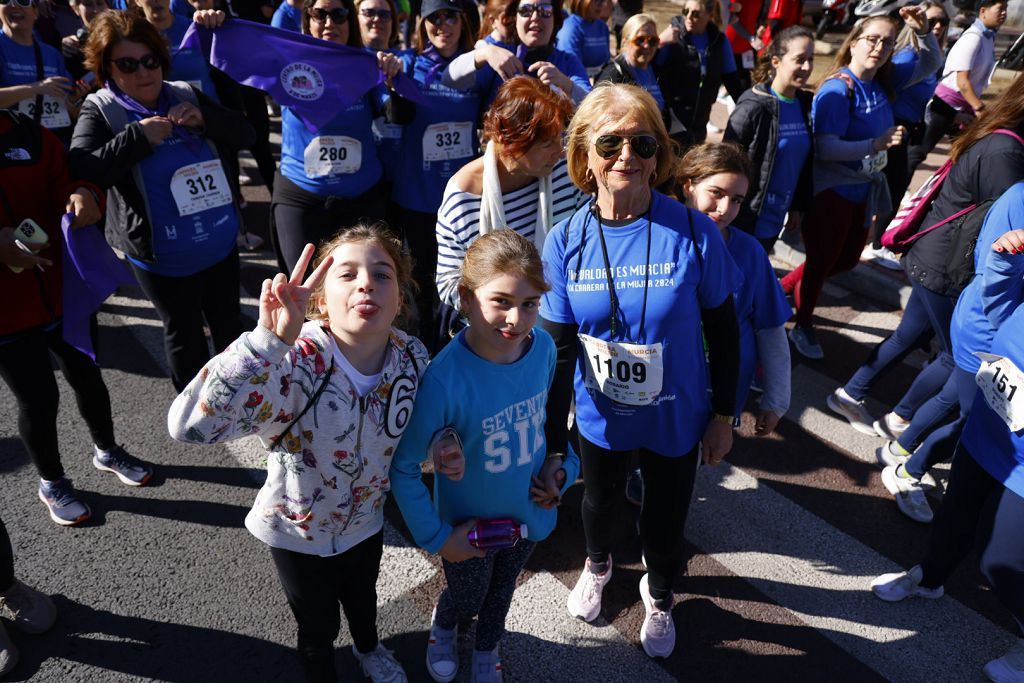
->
[135,0,220,99]
[541,83,740,660]
[270,0,401,275]
[871,223,1024,682]
[593,15,667,127]
[724,25,814,254]
[72,10,254,392]
[555,0,610,78]
[0,0,87,145]
[478,0,516,47]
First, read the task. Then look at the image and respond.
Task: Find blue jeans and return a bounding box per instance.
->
[844,281,955,411]
[903,366,977,479]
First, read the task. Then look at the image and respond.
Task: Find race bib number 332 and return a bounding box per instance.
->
[422,122,472,163]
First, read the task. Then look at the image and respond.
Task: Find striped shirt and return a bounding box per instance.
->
[435,159,582,307]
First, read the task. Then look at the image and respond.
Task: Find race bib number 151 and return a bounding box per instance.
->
[976,352,1024,432]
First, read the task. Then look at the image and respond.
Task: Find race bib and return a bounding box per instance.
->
[579,333,664,406]
[422,122,472,163]
[862,150,887,174]
[303,136,362,177]
[741,49,755,69]
[371,116,402,142]
[976,352,1024,432]
[17,95,70,129]
[169,159,232,216]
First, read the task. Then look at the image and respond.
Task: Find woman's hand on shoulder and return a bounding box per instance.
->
[259,243,334,347]
[193,9,226,28]
[439,519,486,562]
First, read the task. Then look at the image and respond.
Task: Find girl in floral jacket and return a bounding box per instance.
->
[168,223,428,683]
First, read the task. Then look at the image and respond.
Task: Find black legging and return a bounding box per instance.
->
[0,322,116,481]
[271,173,388,276]
[0,516,14,593]
[907,97,961,178]
[129,250,244,393]
[872,118,917,249]
[387,201,440,352]
[579,436,700,604]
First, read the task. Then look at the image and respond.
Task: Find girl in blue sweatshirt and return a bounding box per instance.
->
[390,229,580,683]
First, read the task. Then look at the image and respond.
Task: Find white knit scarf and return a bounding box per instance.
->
[478,139,553,251]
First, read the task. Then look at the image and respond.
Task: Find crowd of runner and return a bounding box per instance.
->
[0,0,1022,680]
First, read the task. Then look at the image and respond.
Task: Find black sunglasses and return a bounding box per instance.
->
[425,8,460,24]
[359,7,391,19]
[307,6,350,24]
[593,134,658,159]
[927,15,950,28]
[111,53,161,74]
[682,8,702,18]
[0,0,37,7]
[517,2,553,18]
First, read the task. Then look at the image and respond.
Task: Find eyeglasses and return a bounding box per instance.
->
[682,8,702,18]
[425,8,460,25]
[307,6,350,24]
[111,53,161,74]
[593,134,658,159]
[631,35,657,49]
[359,7,391,19]
[859,34,895,51]
[517,2,553,18]
[0,0,37,8]
[927,16,950,29]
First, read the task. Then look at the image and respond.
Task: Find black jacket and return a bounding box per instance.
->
[904,125,1024,297]
[70,85,255,264]
[659,20,745,144]
[723,82,814,233]
[593,55,671,130]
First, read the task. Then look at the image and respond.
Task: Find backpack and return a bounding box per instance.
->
[881,128,1024,254]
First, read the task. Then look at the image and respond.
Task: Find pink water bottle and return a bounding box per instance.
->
[466,519,528,550]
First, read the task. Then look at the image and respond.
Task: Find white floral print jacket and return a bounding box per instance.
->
[168,322,429,556]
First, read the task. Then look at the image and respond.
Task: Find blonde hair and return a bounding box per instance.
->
[565,82,675,195]
[306,222,416,325]
[457,230,550,315]
[818,15,898,97]
[620,12,656,45]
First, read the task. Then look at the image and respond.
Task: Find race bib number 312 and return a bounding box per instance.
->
[579,333,664,406]
[976,352,1024,432]
[170,159,232,216]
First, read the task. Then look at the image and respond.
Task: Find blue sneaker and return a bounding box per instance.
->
[93,445,153,486]
[38,478,91,526]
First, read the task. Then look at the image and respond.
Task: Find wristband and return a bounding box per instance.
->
[712,413,739,427]
[545,452,566,461]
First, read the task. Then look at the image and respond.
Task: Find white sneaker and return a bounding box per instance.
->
[827,388,877,435]
[639,574,675,658]
[985,638,1024,683]
[875,440,911,469]
[567,557,612,622]
[871,565,944,602]
[882,464,933,523]
[874,412,910,440]
[0,621,16,677]
[425,605,457,683]
[868,245,903,271]
[789,326,824,360]
[469,648,502,683]
[353,643,408,683]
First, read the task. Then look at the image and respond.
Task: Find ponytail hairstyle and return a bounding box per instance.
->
[950,71,1024,162]
[676,141,753,191]
[752,24,814,85]
[818,15,898,99]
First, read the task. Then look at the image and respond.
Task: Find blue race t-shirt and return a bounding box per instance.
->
[688,31,737,77]
[891,46,936,123]
[390,328,580,553]
[391,50,489,213]
[726,226,791,414]
[633,65,665,112]
[754,91,811,239]
[164,16,219,101]
[812,68,893,204]
[951,182,1024,374]
[555,13,611,71]
[0,33,73,135]
[128,112,239,277]
[280,88,385,197]
[541,192,741,456]
[271,2,303,32]
[960,304,1024,500]
[170,0,193,17]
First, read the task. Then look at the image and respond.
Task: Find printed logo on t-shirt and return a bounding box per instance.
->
[565,261,678,293]
[280,62,325,101]
[480,390,546,473]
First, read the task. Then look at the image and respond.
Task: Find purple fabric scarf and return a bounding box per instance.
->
[107,82,205,154]
[180,19,426,131]
[61,213,136,360]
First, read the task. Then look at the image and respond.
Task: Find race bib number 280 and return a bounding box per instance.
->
[579,333,664,406]
[976,352,1024,432]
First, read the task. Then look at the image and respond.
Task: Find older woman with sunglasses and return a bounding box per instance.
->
[594,14,667,127]
[443,0,590,106]
[555,0,610,78]
[72,10,254,392]
[540,83,740,659]
[0,0,88,144]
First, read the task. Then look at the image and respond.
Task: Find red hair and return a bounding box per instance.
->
[482,76,574,160]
